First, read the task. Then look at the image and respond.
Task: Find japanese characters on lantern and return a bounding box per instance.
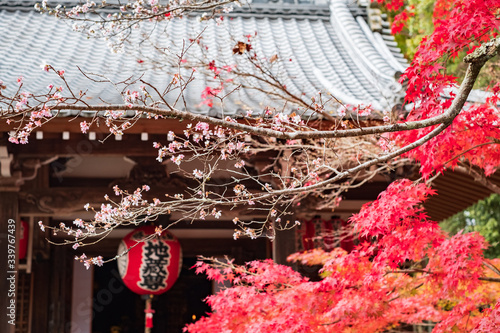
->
[117,225,182,295]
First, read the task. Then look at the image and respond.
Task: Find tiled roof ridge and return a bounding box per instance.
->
[0,0,331,17]
[230,3,331,20]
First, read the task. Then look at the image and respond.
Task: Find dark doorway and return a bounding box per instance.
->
[92,257,212,333]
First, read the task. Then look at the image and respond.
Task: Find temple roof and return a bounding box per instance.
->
[0,0,408,117]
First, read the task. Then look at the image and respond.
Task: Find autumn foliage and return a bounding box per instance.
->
[185,0,500,332]
[1,0,499,330]
[392,0,500,177]
[186,181,499,332]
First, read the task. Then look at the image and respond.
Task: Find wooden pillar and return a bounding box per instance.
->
[32,258,50,331]
[48,245,74,332]
[25,164,52,332]
[0,189,20,333]
[271,148,298,266]
[70,262,93,333]
[272,227,296,266]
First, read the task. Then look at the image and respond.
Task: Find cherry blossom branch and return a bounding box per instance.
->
[15,41,498,247]
[10,103,448,139]
[3,37,497,144]
[2,17,498,272]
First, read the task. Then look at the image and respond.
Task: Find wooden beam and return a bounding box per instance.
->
[0,118,188,135]
[70,234,269,259]
[6,134,161,157]
[1,116,362,135]
[18,186,269,220]
[272,226,296,266]
[19,187,112,216]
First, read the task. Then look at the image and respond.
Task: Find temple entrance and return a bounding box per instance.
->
[92,258,212,333]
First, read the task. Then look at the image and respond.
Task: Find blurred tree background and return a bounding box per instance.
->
[390,0,500,88]
[440,195,500,259]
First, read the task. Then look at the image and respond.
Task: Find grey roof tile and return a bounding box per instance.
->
[0,0,408,118]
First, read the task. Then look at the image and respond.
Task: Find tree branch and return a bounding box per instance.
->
[8,36,493,141]
[455,165,500,194]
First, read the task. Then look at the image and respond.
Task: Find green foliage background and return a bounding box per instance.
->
[392,0,435,60]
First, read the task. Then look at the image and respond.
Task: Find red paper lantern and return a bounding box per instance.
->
[117,225,182,295]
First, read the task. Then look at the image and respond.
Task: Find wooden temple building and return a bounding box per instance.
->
[0,0,499,331]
